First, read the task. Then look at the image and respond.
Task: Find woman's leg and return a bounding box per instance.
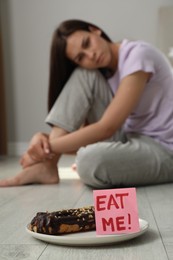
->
[0,68,113,186]
[45,67,113,131]
[76,134,173,188]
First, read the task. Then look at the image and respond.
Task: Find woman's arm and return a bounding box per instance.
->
[49,71,150,154]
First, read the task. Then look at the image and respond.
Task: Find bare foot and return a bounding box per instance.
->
[0,161,59,187]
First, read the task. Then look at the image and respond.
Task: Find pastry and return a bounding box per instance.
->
[29,206,95,235]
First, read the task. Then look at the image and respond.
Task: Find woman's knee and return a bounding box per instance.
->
[72,67,109,92]
[73,67,101,79]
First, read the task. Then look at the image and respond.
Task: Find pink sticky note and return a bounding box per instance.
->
[93,188,140,235]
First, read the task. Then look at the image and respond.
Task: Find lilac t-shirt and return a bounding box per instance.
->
[108,39,173,151]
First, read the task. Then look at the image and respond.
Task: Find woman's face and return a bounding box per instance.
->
[66,27,116,70]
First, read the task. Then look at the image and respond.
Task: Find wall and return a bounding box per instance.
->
[0,0,173,155]
[157,6,173,66]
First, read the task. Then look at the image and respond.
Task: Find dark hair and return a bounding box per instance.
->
[48,19,112,111]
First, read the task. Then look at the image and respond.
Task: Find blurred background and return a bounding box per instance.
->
[0,0,173,156]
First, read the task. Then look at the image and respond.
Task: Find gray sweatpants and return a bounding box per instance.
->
[46,67,173,188]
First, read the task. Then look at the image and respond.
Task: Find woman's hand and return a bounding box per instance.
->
[20,152,37,168]
[28,132,55,160]
[20,132,55,168]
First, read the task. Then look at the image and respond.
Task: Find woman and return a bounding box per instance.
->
[1,19,173,187]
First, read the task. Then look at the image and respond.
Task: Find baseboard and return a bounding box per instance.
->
[8,142,29,156]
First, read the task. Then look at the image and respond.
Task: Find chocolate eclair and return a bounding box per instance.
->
[29,206,96,235]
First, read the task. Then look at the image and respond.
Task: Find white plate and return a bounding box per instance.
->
[26,218,149,246]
